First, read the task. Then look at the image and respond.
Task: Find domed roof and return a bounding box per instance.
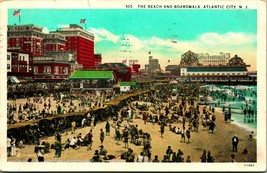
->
[228,55,246,66]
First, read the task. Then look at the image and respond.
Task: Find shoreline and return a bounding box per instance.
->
[215,108,257,135]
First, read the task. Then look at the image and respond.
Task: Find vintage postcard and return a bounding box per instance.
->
[0,0,266,171]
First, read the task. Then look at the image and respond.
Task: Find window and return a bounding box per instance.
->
[7,64,10,70]
[54,66,59,74]
[34,67,38,74]
[7,55,10,60]
[64,67,68,74]
[44,66,51,74]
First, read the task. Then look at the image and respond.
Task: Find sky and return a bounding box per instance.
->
[8,9,257,71]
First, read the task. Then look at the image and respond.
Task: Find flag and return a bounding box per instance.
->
[148,51,151,54]
[122,59,127,64]
[13,9,20,16]
[80,18,86,24]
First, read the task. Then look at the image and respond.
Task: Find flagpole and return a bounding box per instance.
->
[19,14,21,25]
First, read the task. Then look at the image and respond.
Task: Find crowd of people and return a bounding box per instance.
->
[7,82,255,163]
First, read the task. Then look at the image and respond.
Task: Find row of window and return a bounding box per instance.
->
[7,64,29,70]
[7,55,28,61]
[33,66,69,75]
[187,72,246,75]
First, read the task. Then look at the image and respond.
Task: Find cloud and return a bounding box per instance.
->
[91,28,256,70]
[42,27,49,33]
[89,28,120,43]
[199,32,256,46]
[57,24,70,28]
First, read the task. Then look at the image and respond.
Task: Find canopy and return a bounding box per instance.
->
[69,70,114,80]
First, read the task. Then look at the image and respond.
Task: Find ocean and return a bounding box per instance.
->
[203,84,257,133]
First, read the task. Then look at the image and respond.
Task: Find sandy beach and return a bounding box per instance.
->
[7,97,256,163]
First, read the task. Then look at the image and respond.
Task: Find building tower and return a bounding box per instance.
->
[56,24,95,69]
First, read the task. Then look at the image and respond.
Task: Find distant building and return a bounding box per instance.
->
[197,52,230,66]
[32,51,75,81]
[98,63,132,82]
[7,24,97,81]
[180,53,254,83]
[165,65,180,75]
[128,60,138,67]
[69,70,115,91]
[55,24,95,68]
[7,24,44,57]
[7,51,32,80]
[44,32,66,54]
[148,56,161,71]
[144,56,161,79]
[94,54,102,67]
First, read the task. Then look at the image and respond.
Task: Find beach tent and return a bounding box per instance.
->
[119,81,139,92]
[69,70,116,89]
[7,76,20,84]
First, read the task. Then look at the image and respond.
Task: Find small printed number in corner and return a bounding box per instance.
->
[244,164,254,167]
[126,5,133,8]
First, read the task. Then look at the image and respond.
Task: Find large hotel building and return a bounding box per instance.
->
[7,24,97,81]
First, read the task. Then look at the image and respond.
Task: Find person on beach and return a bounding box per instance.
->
[99,145,108,160]
[81,117,86,128]
[152,155,160,162]
[207,151,214,162]
[69,137,78,149]
[200,150,207,162]
[35,144,45,162]
[123,127,129,148]
[186,129,191,143]
[71,120,76,134]
[115,126,121,144]
[165,146,173,161]
[7,137,11,157]
[232,134,239,152]
[100,129,105,145]
[249,131,254,140]
[160,122,165,138]
[186,155,191,162]
[10,137,16,156]
[54,137,62,158]
[85,130,93,150]
[105,120,110,136]
[125,148,135,162]
[231,154,236,162]
[209,120,216,133]
[180,127,186,143]
[143,112,147,124]
[224,111,228,123]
